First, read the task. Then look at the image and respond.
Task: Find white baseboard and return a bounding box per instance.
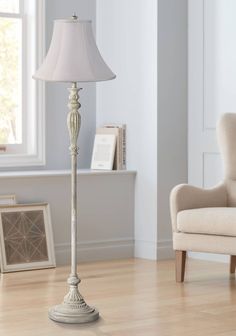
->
[188,252,229,263]
[134,239,174,260]
[134,240,157,260]
[56,238,174,265]
[55,238,134,265]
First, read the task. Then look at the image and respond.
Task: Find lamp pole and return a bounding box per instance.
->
[48,83,99,323]
[68,82,81,280]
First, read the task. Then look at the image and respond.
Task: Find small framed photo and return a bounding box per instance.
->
[91,134,116,170]
[0,203,56,273]
[0,195,16,205]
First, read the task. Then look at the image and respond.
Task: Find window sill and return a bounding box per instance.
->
[0,151,45,168]
[0,169,137,179]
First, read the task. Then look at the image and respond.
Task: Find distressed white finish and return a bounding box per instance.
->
[48,84,99,323]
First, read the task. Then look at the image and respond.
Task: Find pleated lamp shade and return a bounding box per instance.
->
[33,18,116,82]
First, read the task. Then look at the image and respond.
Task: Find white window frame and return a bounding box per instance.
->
[0,0,45,167]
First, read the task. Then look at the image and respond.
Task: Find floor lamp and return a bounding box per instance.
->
[33,15,115,324]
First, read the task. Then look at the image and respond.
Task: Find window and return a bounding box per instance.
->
[0,0,45,167]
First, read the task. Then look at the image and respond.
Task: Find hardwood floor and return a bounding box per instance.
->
[1,258,236,335]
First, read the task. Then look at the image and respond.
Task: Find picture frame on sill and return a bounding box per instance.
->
[0,203,56,273]
[91,133,116,170]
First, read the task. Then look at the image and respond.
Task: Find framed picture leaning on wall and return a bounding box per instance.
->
[0,203,56,273]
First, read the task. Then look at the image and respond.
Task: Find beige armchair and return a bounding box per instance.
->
[170,113,236,282]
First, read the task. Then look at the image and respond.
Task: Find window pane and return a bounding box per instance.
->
[0,0,19,14]
[0,17,22,144]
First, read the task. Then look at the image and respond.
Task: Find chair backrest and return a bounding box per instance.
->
[217,113,236,206]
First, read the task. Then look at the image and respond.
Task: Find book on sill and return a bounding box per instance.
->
[97,124,126,170]
[91,134,116,170]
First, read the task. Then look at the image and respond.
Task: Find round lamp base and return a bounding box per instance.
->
[49,304,99,324]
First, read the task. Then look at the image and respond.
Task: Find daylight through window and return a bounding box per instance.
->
[0,0,22,145]
[0,0,45,167]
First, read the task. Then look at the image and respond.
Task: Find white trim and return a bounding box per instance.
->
[0,169,137,179]
[134,239,174,261]
[0,152,45,167]
[134,240,157,260]
[0,13,22,18]
[55,238,134,265]
[0,0,45,167]
[34,0,46,166]
[188,0,224,188]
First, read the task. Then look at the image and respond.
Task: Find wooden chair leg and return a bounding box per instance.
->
[230,255,236,274]
[175,250,186,283]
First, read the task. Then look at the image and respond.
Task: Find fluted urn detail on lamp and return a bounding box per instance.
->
[33,15,115,324]
[67,84,81,156]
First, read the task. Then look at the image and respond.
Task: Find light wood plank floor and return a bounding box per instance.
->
[1,258,236,336]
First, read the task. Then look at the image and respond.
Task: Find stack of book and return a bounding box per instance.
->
[93,124,126,170]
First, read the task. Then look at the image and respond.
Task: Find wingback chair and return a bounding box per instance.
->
[170,113,236,282]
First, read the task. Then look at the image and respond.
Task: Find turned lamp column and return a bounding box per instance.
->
[67,83,81,280]
[48,83,99,323]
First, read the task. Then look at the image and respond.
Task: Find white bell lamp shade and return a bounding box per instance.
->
[33,18,116,82]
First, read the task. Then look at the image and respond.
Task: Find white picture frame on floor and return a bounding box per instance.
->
[0,203,56,273]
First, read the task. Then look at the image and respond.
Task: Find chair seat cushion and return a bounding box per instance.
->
[177,207,236,237]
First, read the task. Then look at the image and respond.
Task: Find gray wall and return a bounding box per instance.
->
[96,0,158,260]
[157,0,188,254]
[96,0,188,260]
[0,171,135,264]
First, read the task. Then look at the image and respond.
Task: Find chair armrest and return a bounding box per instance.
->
[170,183,227,232]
